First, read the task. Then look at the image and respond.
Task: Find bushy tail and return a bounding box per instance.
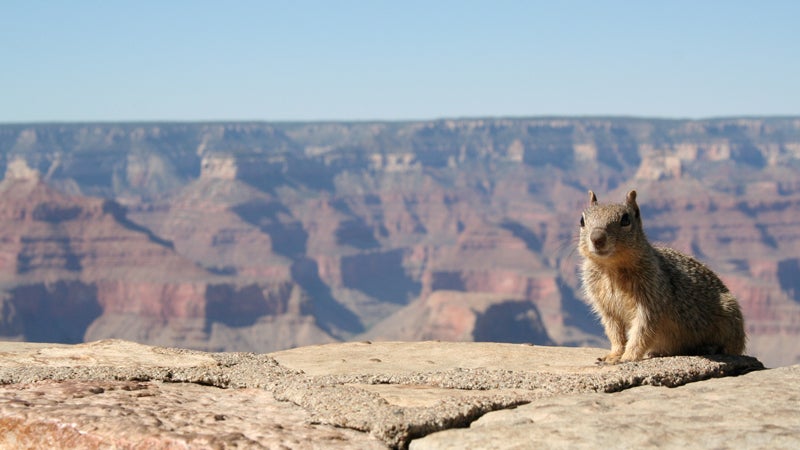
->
[720,292,747,355]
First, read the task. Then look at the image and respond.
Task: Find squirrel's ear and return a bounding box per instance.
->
[588,190,598,205]
[626,190,640,218]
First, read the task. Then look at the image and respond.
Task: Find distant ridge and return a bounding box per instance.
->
[0,117,799,367]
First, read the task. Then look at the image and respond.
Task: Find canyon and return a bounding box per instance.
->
[0,118,798,367]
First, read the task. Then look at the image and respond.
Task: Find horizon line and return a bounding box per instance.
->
[1,114,799,126]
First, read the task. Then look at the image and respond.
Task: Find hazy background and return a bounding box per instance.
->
[1,0,798,122]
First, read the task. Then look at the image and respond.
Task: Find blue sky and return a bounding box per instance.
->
[1,1,798,122]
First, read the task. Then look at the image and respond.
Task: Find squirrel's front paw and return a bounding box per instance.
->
[620,349,646,363]
[597,352,623,365]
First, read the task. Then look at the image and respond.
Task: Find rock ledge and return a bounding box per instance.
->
[0,340,790,449]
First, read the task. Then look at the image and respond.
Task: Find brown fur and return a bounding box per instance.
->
[579,190,746,364]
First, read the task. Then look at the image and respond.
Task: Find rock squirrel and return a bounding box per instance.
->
[578,190,746,364]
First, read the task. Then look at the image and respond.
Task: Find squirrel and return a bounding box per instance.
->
[578,189,746,364]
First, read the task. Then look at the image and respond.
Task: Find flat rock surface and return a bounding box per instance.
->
[270,341,608,376]
[0,339,216,368]
[411,365,800,450]
[0,380,385,449]
[0,339,774,449]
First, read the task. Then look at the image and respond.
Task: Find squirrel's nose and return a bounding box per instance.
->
[590,229,607,249]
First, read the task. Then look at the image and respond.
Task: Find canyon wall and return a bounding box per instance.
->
[0,118,799,366]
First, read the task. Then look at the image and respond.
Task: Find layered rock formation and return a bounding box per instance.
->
[0,160,332,351]
[1,118,800,366]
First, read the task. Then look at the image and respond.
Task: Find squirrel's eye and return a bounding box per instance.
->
[620,213,631,227]
[580,215,585,227]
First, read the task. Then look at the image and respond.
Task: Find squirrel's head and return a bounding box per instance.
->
[579,189,645,265]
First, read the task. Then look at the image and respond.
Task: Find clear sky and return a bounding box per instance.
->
[1,1,798,122]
